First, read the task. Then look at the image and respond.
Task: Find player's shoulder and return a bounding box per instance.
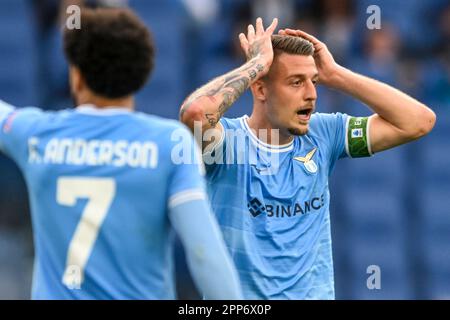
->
[2,106,50,128]
[310,112,348,124]
[308,112,348,133]
[219,115,247,130]
[65,106,189,134]
[10,106,46,117]
[13,106,84,121]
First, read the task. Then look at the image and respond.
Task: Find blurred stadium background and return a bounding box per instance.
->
[0,0,449,299]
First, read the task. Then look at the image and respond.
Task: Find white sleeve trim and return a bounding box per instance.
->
[0,100,16,153]
[344,116,350,158]
[367,116,374,156]
[168,189,207,209]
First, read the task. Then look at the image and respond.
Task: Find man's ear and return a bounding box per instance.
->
[250,79,267,102]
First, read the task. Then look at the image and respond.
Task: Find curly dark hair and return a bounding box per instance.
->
[63,7,155,99]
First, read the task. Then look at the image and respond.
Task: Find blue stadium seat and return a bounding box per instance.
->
[198,56,240,84]
[419,186,450,233]
[0,0,36,106]
[340,146,407,190]
[346,234,413,299]
[0,228,32,299]
[342,186,406,235]
[414,113,450,301]
[129,0,188,118]
[419,113,450,184]
[421,240,450,299]
[353,0,444,52]
[417,185,450,298]
[338,181,412,298]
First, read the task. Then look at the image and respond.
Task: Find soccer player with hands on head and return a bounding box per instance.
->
[180,17,435,299]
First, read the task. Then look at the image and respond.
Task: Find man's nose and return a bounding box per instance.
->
[304,80,317,101]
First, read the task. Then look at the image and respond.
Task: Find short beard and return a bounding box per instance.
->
[288,127,308,136]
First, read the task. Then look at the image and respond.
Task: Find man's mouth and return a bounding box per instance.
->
[296,107,313,121]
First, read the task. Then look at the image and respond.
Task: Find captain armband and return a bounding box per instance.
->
[345,116,373,158]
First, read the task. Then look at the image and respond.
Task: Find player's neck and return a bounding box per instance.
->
[76,95,135,111]
[247,113,294,146]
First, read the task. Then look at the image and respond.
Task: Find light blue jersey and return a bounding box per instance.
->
[205,113,349,299]
[0,101,242,300]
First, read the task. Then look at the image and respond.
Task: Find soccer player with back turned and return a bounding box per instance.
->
[0,8,242,299]
[180,18,436,299]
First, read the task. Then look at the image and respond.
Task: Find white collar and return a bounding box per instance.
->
[75,104,133,115]
[240,115,294,153]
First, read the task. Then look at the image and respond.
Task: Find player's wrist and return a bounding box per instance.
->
[258,57,273,78]
[246,54,272,79]
[321,64,349,89]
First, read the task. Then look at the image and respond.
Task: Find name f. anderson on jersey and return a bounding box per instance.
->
[27,137,159,169]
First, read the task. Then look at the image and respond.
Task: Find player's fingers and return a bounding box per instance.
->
[278,29,286,35]
[247,24,255,42]
[285,28,320,45]
[265,18,278,35]
[281,28,301,37]
[255,17,263,35]
[239,33,249,53]
[295,30,320,42]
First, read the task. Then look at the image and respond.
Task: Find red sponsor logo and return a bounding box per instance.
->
[3,111,18,133]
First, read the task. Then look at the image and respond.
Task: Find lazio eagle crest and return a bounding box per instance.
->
[294,148,318,173]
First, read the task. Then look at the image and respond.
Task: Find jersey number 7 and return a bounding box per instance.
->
[57,177,116,289]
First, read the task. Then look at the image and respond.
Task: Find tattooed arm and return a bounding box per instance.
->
[181,59,264,128]
[180,18,278,151]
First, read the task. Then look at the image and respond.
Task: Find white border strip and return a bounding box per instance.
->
[345,116,350,158]
[168,189,207,209]
[366,116,374,156]
[76,104,132,116]
[240,116,294,153]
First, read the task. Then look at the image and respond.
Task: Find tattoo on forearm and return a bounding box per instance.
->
[206,78,227,96]
[223,73,241,84]
[205,113,218,127]
[218,92,233,115]
[181,58,266,125]
[226,77,250,97]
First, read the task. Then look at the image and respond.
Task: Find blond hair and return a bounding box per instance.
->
[271,35,314,56]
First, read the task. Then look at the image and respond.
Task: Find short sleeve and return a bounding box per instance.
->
[0,104,44,163]
[310,112,348,172]
[167,126,208,209]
